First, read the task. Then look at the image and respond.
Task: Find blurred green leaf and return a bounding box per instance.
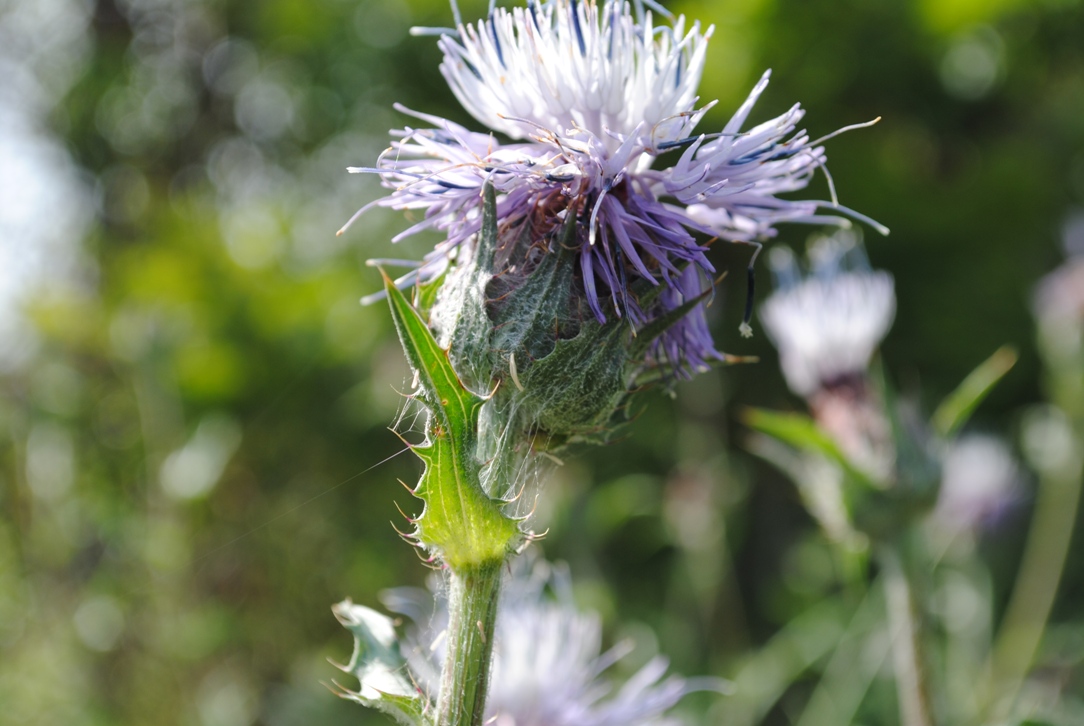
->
[742,407,879,490]
[932,345,1018,438]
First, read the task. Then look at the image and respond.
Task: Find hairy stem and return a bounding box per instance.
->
[436,560,503,726]
[881,546,936,726]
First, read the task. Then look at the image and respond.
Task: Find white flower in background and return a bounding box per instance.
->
[1033,211,1084,360]
[935,434,1019,533]
[382,557,721,726]
[760,232,896,397]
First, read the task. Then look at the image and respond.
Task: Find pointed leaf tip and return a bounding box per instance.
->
[932,345,1017,438]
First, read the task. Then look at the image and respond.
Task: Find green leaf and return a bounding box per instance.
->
[382,272,520,570]
[413,269,446,320]
[932,345,1017,437]
[438,183,500,389]
[742,408,880,490]
[631,353,757,388]
[519,316,629,437]
[629,288,711,361]
[331,599,431,726]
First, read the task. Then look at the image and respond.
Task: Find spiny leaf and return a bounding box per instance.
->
[413,269,446,320]
[382,269,484,445]
[520,317,629,435]
[382,273,520,570]
[332,600,432,726]
[489,242,578,364]
[441,183,500,389]
[932,345,1018,438]
[411,434,520,568]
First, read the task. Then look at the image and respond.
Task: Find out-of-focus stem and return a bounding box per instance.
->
[985,423,1083,722]
[881,546,935,726]
[436,559,503,726]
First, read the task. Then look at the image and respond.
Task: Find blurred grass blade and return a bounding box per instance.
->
[932,345,1017,438]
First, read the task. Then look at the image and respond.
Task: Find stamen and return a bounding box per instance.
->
[489,14,506,68]
[640,0,675,20]
[448,0,463,28]
[809,117,882,147]
[740,241,763,338]
[818,158,839,207]
[588,180,612,246]
[570,0,587,56]
[409,26,459,37]
[528,0,541,31]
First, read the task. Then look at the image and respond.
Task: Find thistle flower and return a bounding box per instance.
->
[381,557,721,726]
[760,232,896,478]
[344,0,883,376]
[760,232,896,398]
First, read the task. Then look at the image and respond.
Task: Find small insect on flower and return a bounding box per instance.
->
[344,0,885,378]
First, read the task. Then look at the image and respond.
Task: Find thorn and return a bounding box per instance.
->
[390,520,421,543]
[388,427,421,450]
[393,500,416,523]
[390,383,421,401]
[508,352,525,392]
[526,527,550,542]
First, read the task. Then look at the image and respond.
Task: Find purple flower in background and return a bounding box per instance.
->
[344,0,883,373]
[934,434,1020,534]
[383,557,723,726]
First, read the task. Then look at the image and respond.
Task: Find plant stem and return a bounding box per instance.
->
[436,559,503,726]
[881,546,935,726]
[984,421,1083,722]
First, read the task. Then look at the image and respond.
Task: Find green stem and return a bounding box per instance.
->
[436,560,503,726]
[880,546,936,726]
[984,422,1083,722]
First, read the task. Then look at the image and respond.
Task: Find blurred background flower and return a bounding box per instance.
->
[1,0,1083,724]
[380,556,723,726]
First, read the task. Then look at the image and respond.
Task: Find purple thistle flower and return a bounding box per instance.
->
[344,0,884,374]
[382,557,725,726]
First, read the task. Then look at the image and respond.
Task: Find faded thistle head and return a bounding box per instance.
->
[345,0,885,444]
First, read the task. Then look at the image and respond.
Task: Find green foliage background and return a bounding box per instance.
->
[1,0,1082,724]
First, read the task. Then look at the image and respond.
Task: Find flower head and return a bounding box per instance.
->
[760,231,896,397]
[934,434,1019,534]
[761,232,897,479]
[383,557,721,726]
[345,0,882,377]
